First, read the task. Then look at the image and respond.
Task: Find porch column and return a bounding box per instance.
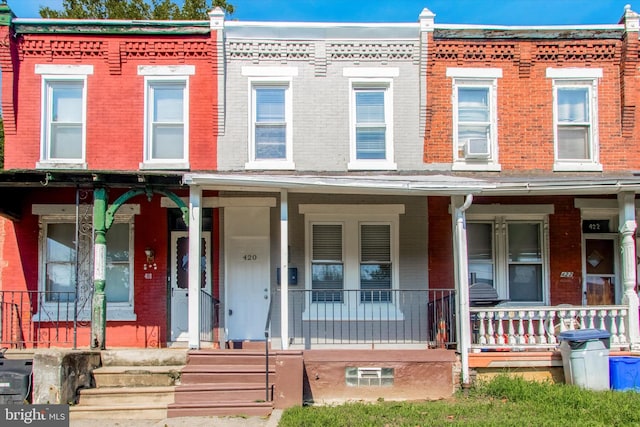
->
[618,192,639,349]
[451,195,473,386]
[188,185,203,349]
[280,190,289,350]
[91,187,108,350]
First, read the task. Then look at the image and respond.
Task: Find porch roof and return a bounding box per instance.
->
[184,172,640,196]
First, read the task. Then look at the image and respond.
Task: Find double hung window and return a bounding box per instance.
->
[138,65,194,169]
[547,68,602,171]
[36,64,93,168]
[447,68,501,171]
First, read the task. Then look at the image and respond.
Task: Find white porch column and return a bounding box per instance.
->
[618,192,639,349]
[188,185,203,349]
[280,190,290,350]
[451,195,473,385]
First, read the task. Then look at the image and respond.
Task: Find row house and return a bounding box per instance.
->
[2,3,640,406]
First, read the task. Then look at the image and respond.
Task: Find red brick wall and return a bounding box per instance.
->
[424,36,638,171]
[4,32,218,171]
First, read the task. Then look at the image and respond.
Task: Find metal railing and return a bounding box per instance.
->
[286,289,456,348]
[199,289,219,343]
[264,294,274,402]
[0,290,77,348]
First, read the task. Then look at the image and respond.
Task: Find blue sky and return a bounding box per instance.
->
[6,1,636,25]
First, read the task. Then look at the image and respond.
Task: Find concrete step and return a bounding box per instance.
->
[187,350,274,366]
[92,365,183,387]
[179,364,274,384]
[100,349,188,367]
[173,383,268,403]
[78,386,175,406]
[167,401,272,418]
[69,404,167,420]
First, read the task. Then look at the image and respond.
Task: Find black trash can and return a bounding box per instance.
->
[0,351,33,404]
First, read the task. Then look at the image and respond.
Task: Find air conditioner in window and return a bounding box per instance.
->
[464,138,490,158]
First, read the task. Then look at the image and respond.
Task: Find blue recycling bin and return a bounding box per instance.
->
[610,356,640,391]
[559,329,610,390]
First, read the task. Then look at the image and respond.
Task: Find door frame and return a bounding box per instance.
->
[582,233,620,305]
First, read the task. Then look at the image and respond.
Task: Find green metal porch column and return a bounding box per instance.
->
[91,187,108,349]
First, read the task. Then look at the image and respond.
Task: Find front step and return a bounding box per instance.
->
[167,401,272,418]
[77,386,175,406]
[92,365,183,387]
[173,383,268,403]
[70,404,167,420]
[180,364,274,384]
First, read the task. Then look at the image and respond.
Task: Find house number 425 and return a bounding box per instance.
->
[243,254,257,261]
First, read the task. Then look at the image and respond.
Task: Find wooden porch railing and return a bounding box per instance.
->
[469,305,630,351]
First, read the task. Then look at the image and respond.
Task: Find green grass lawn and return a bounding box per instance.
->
[279,375,640,426]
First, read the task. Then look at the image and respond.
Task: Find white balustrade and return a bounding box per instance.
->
[470,305,630,350]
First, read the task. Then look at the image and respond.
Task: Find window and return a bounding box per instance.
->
[242,66,297,170]
[547,68,602,171]
[348,81,395,170]
[466,205,552,304]
[36,64,93,168]
[138,65,194,169]
[36,204,138,321]
[301,204,403,314]
[251,83,291,163]
[447,68,501,171]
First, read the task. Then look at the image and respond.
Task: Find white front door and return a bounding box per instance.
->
[224,206,271,341]
[170,231,211,342]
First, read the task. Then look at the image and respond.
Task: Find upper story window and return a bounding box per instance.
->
[36,64,93,169]
[446,68,502,171]
[345,68,398,171]
[138,65,195,170]
[242,67,297,170]
[547,68,602,172]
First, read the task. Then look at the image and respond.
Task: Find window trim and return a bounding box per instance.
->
[301,204,403,319]
[245,77,295,170]
[34,204,138,322]
[36,64,93,169]
[348,78,397,171]
[547,67,602,172]
[447,67,502,171]
[466,208,551,306]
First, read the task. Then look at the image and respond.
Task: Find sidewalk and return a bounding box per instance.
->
[70,409,282,427]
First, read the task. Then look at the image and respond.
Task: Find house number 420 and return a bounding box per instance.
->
[243,254,257,261]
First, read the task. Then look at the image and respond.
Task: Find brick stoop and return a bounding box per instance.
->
[168,349,275,418]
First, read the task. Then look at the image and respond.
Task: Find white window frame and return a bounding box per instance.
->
[347,78,396,171]
[242,66,298,170]
[300,204,404,319]
[246,77,294,170]
[138,65,194,170]
[36,64,93,169]
[466,204,552,305]
[547,67,602,172]
[34,204,138,321]
[447,68,502,172]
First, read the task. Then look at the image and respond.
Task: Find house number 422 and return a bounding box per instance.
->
[243,254,257,261]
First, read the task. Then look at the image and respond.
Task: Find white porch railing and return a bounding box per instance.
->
[469,305,630,351]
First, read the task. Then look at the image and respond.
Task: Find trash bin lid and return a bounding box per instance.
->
[558,328,610,341]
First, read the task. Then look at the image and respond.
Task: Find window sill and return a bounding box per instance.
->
[245,160,296,170]
[34,306,137,322]
[139,162,190,170]
[452,162,501,172]
[553,162,602,172]
[302,302,404,321]
[36,161,87,170]
[347,161,397,171]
